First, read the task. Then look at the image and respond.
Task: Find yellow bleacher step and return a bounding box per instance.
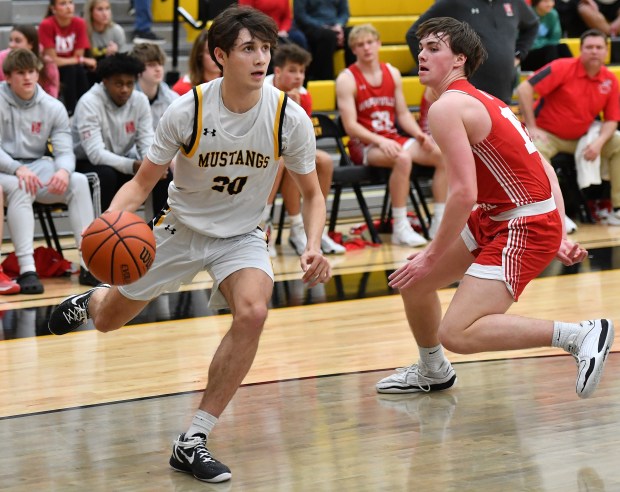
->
[153,0,198,22]
[308,80,336,112]
[349,0,433,16]
[347,16,418,45]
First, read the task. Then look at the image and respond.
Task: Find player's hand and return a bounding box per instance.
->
[46,169,70,195]
[300,248,332,287]
[556,238,588,266]
[388,249,433,290]
[378,138,402,159]
[15,165,43,196]
[287,88,301,105]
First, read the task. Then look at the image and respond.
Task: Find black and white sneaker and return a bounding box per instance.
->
[376,360,457,394]
[170,433,231,483]
[568,319,614,398]
[48,284,110,335]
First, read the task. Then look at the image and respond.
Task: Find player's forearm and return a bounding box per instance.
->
[301,193,326,252]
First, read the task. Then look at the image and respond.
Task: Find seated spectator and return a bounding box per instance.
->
[0,25,60,98]
[238,0,308,50]
[0,189,21,295]
[336,25,446,246]
[39,0,97,115]
[516,29,620,229]
[293,0,349,80]
[72,52,170,219]
[172,30,222,96]
[0,49,98,293]
[261,43,345,256]
[578,0,620,36]
[131,43,179,131]
[522,0,573,71]
[85,0,126,85]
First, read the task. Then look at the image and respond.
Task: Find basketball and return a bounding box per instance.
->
[81,211,156,286]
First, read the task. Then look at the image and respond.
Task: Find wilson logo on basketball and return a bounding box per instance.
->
[140,247,154,269]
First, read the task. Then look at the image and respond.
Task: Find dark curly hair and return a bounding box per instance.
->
[96,52,145,80]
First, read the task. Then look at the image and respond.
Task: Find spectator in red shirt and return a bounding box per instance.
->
[38,0,96,114]
[238,0,308,50]
[517,28,620,226]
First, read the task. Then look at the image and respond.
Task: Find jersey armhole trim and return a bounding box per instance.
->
[273,91,287,158]
[181,85,203,157]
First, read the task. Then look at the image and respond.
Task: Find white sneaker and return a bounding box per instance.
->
[288,223,307,256]
[601,209,620,226]
[567,319,614,398]
[321,233,346,254]
[264,220,277,258]
[392,221,428,247]
[565,215,578,234]
[376,361,457,394]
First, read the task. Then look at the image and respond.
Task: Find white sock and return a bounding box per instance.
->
[552,321,582,351]
[186,409,218,439]
[289,213,303,227]
[261,204,273,223]
[392,207,408,227]
[433,203,445,223]
[19,264,36,275]
[418,344,448,372]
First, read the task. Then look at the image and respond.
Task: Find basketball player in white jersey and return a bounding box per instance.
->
[377,18,614,402]
[48,6,331,484]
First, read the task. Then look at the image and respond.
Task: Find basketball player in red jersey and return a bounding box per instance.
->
[376,17,614,399]
[336,24,446,246]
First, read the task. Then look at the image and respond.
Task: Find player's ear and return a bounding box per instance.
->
[454,53,466,68]
[213,47,226,67]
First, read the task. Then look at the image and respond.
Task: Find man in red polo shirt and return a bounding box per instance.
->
[517,28,620,226]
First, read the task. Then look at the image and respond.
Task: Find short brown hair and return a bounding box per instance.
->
[130,42,166,67]
[2,48,41,75]
[272,43,312,68]
[208,6,278,72]
[416,17,487,79]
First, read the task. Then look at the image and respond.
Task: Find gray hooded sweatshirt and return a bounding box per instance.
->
[0,81,74,174]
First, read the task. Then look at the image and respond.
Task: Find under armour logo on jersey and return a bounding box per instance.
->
[203,128,216,137]
[471,8,479,14]
[165,224,176,234]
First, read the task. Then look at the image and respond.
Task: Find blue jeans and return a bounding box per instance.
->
[134,0,152,32]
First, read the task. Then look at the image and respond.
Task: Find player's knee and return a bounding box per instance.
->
[234,302,268,331]
[438,325,475,354]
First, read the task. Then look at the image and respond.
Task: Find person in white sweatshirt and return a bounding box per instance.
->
[72,52,170,219]
[0,48,98,293]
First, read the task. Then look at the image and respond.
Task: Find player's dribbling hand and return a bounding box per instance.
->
[556,238,588,266]
[300,249,332,287]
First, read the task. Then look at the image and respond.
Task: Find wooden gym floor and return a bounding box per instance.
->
[1,220,620,491]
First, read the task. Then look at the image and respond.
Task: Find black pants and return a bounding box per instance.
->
[76,160,171,220]
[58,64,91,115]
[302,25,340,80]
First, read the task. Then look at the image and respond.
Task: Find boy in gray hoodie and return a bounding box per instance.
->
[72,52,170,218]
[0,48,98,293]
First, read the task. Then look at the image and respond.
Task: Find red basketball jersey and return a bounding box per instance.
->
[447,80,552,216]
[347,63,401,140]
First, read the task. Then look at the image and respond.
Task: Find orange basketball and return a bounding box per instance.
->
[81,211,156,286]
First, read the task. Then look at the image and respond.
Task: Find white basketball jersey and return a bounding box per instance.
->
[147,78,316,237]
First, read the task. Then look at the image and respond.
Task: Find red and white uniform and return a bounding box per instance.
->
[346,62,412,164]
[448,79,562,300]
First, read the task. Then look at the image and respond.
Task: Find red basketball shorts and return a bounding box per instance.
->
[461,207,562,300]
